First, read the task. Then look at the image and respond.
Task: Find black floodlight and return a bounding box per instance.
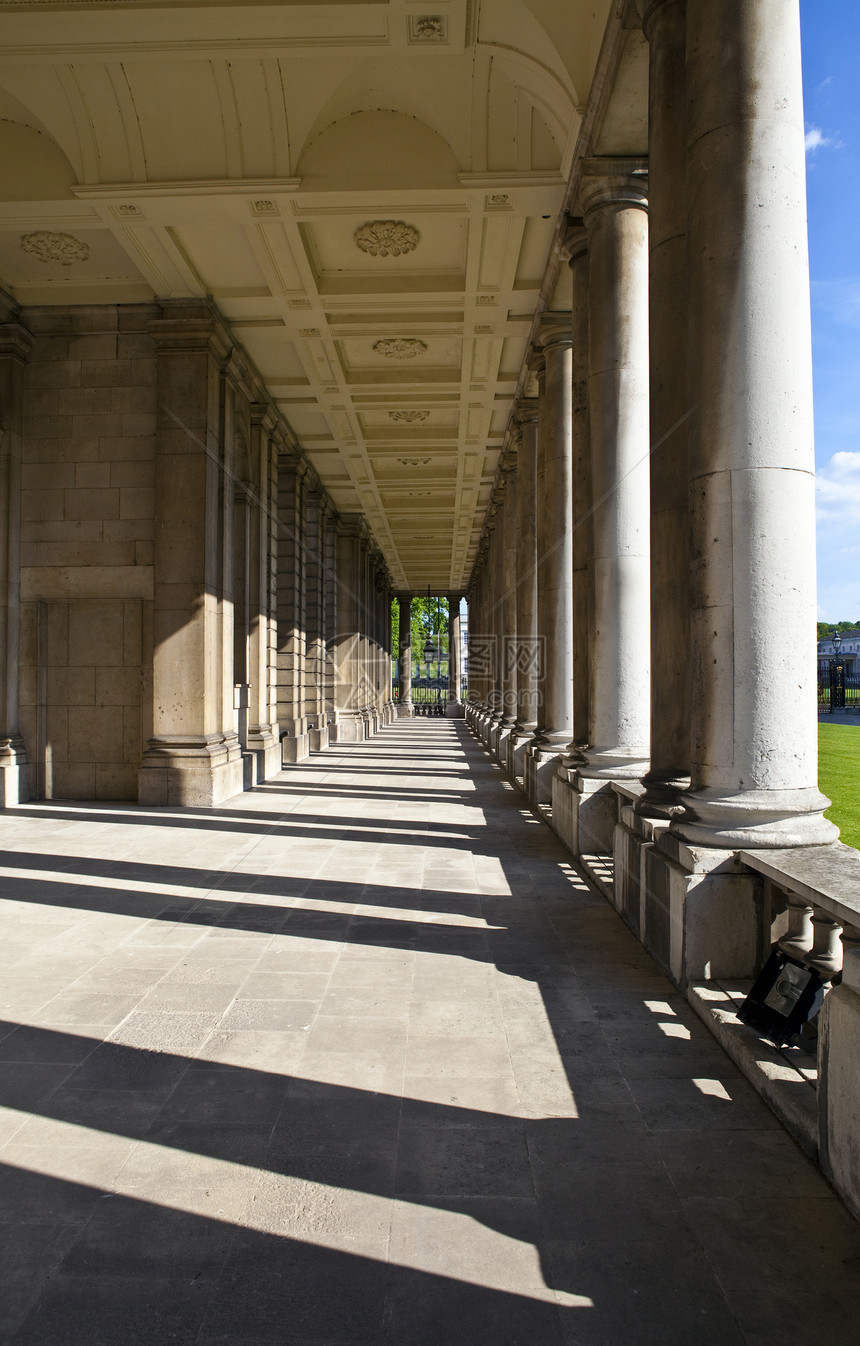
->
[737,949,825,1047]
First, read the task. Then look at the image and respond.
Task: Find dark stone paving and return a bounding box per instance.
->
[1,719,858,1344]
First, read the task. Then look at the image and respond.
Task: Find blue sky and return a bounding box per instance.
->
[801,1,860,621]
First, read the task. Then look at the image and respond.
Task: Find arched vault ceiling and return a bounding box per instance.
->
[0,0,619,592]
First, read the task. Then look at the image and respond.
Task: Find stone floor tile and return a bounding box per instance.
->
[395,1123,533,1199]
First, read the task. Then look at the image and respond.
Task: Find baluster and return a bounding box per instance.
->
[839,922,860,995]
[810,910,844,982]
[778,895,814,959]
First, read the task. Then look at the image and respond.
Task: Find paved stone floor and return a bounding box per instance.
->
[1,719,859,1345]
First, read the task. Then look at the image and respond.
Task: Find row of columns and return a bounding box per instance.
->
[467,0,834,985]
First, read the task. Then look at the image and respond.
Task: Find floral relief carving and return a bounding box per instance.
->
[354,221,420,257]
[21,231,90,266]
[389,410,430,423]
[409,15,446,41]
[399,457,432,466]
[373,338,428,360]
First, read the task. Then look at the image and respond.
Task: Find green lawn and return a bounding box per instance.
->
[819,722,860,850]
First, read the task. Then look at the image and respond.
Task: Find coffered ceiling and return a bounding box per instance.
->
[0,0,616,591]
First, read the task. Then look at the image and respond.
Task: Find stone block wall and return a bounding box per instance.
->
[17,305,156,800]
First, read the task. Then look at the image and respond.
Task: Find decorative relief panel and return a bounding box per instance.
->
[21,231,89,266]
[399,457,432,466]
[389,410,430,423]
[408,15,447,42]
[373,338,428,360]
[354,221,420,257]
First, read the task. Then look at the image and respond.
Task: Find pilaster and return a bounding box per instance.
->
[0,295,32,806]
[139,301,244,806]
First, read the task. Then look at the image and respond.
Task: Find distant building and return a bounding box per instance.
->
[818,631,860,676]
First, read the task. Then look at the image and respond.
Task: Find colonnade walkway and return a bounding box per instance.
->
[1,720,858,1345]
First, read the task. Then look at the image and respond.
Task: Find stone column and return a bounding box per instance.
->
[323,508,338,736]
[569,162,650,851]
[482,514,502,744]
[506,405,539,782]
[496,454,519,761]
[277,451,310,763]
[472,543,491,727]
[612,0,691,940]
[567,225,592,761]
[330,514,365,742]
[397,594,414,716]
[445,594,464,717]
[638,0,691,818]
[139,306,244,807]
[306,485,330,752]
[245,403,281,781]
[383,581,395,723]
[647,0,836,989]
[525,325,574,806]
[671,0,834,850]
[0,297,31,806]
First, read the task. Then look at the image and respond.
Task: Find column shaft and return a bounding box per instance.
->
[534,333,574,749]
[507,407,539,776]
[639,0,692,815]
[671,0,834,847]
[580,164,651,778]
[397,595,413,716]
[0,302,30,805]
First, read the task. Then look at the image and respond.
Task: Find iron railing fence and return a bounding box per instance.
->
[818,662,860,714]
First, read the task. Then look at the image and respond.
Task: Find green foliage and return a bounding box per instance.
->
[391,596,449,665]
[819,723,860,851]
[817,620,860,638]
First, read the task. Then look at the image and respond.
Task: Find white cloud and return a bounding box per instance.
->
[805,124,841,154]
[816,450,860,519]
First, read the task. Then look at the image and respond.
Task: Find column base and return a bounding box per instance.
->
[612,793,669,935]
[444,700,465,719]
[819,978,860,1223]
[246,730,282,784]
[396,701,415,718]
[309,724,330,752]
[281,732,310,764]
[331,711,368,743]
[138,736,245,807]
[671,785,839,849]
[524,743,564,806]
[506,726,536,784]
[0,738,30,807]
[552,769,618,855]
[643,831,762,987]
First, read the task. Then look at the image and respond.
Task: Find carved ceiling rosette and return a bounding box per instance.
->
[373,338,428,360]
[21,231,90,266]
[389,410,430,423]
[354,221,420,258]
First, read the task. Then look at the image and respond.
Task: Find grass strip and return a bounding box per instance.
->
[819,721,860,851]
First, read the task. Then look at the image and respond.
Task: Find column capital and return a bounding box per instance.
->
[579,158,648,218]
[514,398,540,427]
[639,0,684,42]
[538,315,573,354]
[149,301,233,364]
[0,319,33,365]
[560,215,588,264]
